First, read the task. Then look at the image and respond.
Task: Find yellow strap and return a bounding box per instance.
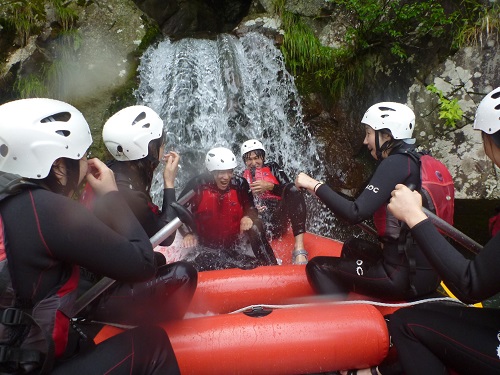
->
[440,281,483,308]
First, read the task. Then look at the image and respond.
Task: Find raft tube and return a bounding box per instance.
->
[95,303,389,375]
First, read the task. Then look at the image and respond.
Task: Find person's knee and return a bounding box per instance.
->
[156,261,198,288]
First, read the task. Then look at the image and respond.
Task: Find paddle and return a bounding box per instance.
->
[64,190,195,318]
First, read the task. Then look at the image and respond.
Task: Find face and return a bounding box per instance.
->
[363,125,392,160]
[213,169,233,190]
[244,151,264,169]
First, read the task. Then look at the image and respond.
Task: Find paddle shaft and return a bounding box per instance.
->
[422,206,482,254]
[65,190,194,318]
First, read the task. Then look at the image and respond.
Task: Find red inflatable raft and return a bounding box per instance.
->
[94,231,392,374]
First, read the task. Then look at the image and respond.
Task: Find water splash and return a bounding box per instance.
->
[135,32,337,236]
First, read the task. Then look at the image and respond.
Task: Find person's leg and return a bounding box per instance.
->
[247,220,278,265]
[91,261,197,325]
[341,237,383,263]
[306,250,414,300]
[282,184,308,263]
[389,303,500,375]
[52,326,180,375]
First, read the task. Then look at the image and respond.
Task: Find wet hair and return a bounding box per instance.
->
[34,158,81,196]
[242,149,265,162]
[129,132,165,194]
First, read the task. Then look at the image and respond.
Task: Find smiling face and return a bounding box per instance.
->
[213,169,234,190]
[244,151,264,169]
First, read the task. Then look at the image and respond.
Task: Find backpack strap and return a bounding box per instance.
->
[395,149,424,297]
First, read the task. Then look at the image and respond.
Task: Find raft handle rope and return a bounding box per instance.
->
[230,296,468,315]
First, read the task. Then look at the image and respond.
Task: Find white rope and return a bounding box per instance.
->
[229,297,468,315]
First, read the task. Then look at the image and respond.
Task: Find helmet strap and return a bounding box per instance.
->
[375,130,383,160]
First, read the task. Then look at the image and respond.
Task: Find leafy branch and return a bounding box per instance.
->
[426,84,464,128]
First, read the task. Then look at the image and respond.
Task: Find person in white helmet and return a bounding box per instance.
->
[177,147,277,271]
[0,98,180,374]
[295,102,441,303]
[376,87,500,375]
[240,139,308,264]
[79,105,198,325]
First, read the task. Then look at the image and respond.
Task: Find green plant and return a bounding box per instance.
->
[2,0,46,46]
[13,73,48,98]
[426,84,464,128]
[452,1,499,48]
[331,0,456,59]
[52,0,79,31]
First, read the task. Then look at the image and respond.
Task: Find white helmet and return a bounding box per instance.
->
[205,147,237,171]
[0,98,92,179]
[240,139,265,157]
[474,87,500,134]
[102,105,163,161]
[362,102,415,141]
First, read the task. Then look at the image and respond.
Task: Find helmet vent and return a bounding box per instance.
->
[41,112,71,123]
[56,130,70,137]
[0,144,8,157]
[379,107,396,112]
[492,92,500,99]
[132,112,147,125]
[494,104,500,110]
[117,145,123,153]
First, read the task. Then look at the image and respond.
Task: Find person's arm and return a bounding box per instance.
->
[298,154,417,224]
[389,184,500,303]
[43,191,156,283]
[267,162,290,197]
[236,176,259,221]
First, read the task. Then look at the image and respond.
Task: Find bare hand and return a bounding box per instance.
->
[249,180,273,195]
[163,151,180,188]
[182,233,198,248]
[388,184,427,228]
[86,158,118,196]
[295,172,320,192]
[240,216,253,232]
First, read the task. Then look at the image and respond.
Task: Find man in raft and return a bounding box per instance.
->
[178,147,277,271]
[240,139,308,264]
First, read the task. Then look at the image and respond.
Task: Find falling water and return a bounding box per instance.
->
[135,32,339,237]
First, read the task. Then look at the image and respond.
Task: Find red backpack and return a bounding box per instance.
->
[404,150,455,225]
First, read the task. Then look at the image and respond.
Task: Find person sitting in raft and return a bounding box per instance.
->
[295,102,441,301]
[0,98,180,374]
[379,87,500,375]
[80,105,198,325]
[240,139,308,264]
[178,147,277,271]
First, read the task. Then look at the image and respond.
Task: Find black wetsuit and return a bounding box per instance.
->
[85,161,198,325]
[243,162,307,239]
[179,173,277,271]
[386,220,500,375]
[306,144,441,300]
[0,186,179,374]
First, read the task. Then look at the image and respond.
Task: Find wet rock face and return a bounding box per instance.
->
[132,0,253,36]
[409,36,500,199]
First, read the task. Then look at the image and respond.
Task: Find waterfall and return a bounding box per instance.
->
[135,32,339,237]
